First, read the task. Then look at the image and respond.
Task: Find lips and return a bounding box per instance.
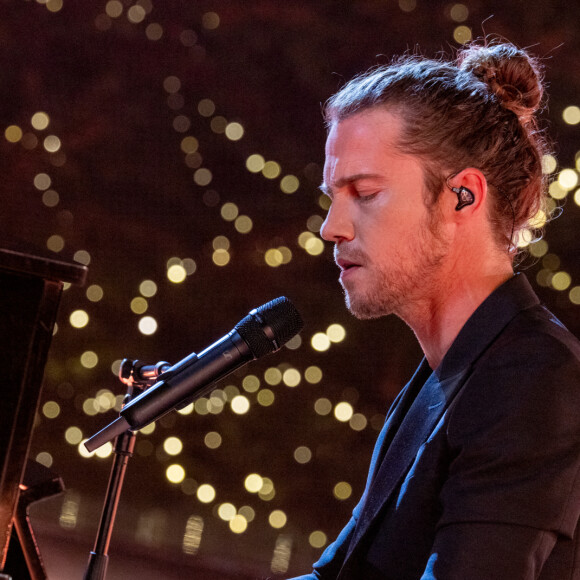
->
[336,256,363,281]
[337,258,360,271]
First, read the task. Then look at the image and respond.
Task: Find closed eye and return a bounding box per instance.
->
[357,191,379,202]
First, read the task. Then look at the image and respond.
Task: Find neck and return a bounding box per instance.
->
[401,260,513,370]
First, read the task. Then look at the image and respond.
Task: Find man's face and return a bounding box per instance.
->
[320,109,449,319]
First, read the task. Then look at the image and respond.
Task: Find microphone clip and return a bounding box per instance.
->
[119,358,172,388]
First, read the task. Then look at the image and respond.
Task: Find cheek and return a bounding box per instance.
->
[362,209,400,243]
[362,213,417,263]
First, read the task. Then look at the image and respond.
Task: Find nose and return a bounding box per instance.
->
[320,198,354,244]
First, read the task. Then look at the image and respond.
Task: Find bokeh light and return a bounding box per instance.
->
[163,437,183,456]
[204,431,222,449]
[268,510,287,529]
[42,401,60,419]
[309,531,327,549]
[563,106,580,125]
[333,481,352,500]
[70,310,89,328]
[166,464,186,484]
[294,446,312,464]
[130,296,148,314]
[138,316,158,335]
[167,264,187,283]
[80,351,98,369]
[47,235,64,253]
[31,112,50,130]
[86,285,104,302]
[197,484,216,503]
[225,122,244,141]
[334,402,354,422]
[453,25,472,43]
[246,154,265,173]
[231,395,250,414]
[5,125,23,142]
[229,514,248,534]
[244,474,263,494]
[311,332,331,352]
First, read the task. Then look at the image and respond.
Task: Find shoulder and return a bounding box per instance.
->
[448,303,580,438]
[500,302,580,353]
[477,302,580,381]
[441,304,580,535]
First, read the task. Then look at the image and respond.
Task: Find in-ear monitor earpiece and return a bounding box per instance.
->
[451,185,475,211]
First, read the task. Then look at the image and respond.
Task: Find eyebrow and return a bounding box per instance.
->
[319,173,383,195]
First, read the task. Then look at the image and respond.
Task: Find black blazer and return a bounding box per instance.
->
[291,274,580,579]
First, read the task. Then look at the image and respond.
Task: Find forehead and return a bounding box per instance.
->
[323,110,406,185]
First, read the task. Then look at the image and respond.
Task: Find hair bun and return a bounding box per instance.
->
[458,43,544,125]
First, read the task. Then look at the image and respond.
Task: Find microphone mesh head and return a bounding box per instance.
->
[235,297,304,358]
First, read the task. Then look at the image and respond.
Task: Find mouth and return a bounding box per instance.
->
[336,257,362,280]
[337,258,359,271]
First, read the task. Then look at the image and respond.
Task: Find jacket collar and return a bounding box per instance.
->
[436,273,539,380]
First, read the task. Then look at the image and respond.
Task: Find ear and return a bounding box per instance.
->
[443,168,488,220]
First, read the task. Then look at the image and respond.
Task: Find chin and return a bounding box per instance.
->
[345,292,393,320]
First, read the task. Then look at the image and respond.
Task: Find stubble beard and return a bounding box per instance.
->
[340,214,449,320]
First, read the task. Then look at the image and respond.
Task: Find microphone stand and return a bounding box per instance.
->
[83,359,169,580]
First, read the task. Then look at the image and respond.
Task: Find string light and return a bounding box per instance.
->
[453,25,472,44]
[309,530,327,549]
[333,482,352,500]
[166,464,186,484]
[563,106,580,125]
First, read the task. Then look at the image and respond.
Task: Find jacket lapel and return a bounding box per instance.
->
[363,360,432,486]
[341,366,471,569]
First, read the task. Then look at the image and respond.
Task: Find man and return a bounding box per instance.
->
[291,42,580,579]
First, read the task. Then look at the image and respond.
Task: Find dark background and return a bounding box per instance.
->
[1,0,579,578]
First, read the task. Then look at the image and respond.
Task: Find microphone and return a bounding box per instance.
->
[84,297,303,452]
